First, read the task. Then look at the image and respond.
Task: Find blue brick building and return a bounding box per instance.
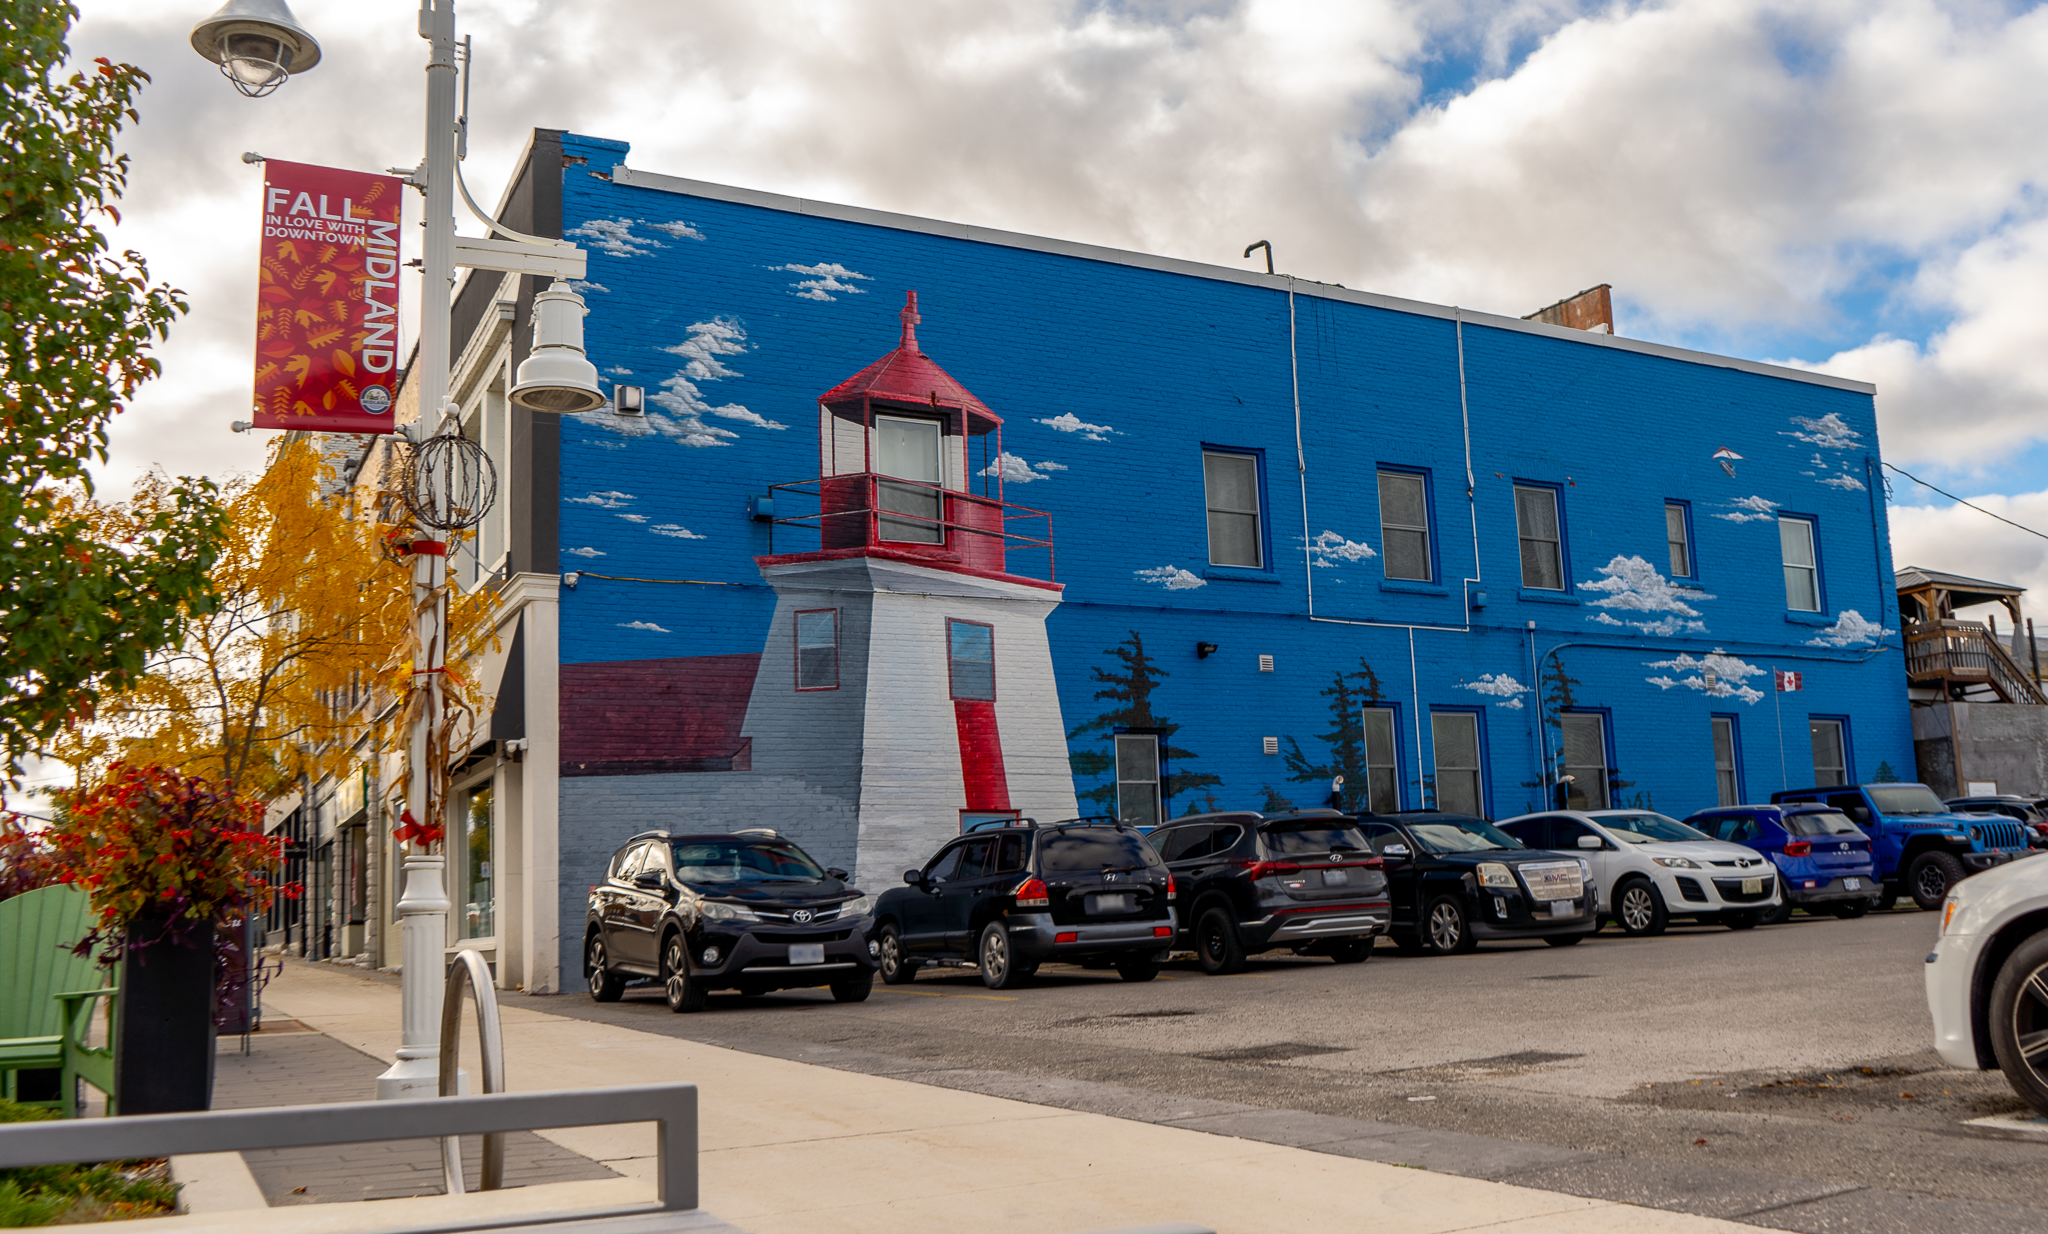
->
[436,130,1905,991]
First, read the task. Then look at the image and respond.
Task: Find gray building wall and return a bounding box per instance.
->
[1912,702,2048,798]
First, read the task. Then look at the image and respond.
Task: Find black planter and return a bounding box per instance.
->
[115,917,217,1114]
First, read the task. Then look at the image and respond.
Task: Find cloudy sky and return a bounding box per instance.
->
[75,0,2048,613]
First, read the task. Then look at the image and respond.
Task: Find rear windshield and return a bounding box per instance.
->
[1406,819,1524,854]
[1784,811,1861,837]
[1597,813,1707,843]
[1039,830,1162,873]
[1262,822,1370,856]
[1866,785,1948,815]
[668,841,825,884]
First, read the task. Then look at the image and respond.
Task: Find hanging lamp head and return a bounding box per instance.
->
[191,0,322,98]
[510,281,608,413]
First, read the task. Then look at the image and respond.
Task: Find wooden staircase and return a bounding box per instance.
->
[1905,620,2048,704]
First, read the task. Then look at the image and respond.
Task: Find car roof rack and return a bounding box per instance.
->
[626,829,671,842]
[1043,815,1130,831]
[732,827,779,838]
[963,817,1038,832]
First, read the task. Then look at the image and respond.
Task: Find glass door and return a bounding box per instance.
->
[463,783,493,939]
[875,415,943,543]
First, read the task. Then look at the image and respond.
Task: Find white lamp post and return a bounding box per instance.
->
[195,0,602,1101]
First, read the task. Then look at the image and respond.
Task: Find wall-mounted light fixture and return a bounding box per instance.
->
[748,495,776,522]
[1196,641,1219,659]
[562,572,580,590]
[613,384,644,415]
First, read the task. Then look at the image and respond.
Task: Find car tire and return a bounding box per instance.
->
[1116,955,1160,982]
[1908,851,1966,912]
[662,932,708,1014]
[876,923,920,985]
[1759,900,1793,926]
[586,933,625,1002]
[978,922,1027,989]
[830,975,874,1003]
[1542,933,1584,947]
[1834,900,1872,920]
[1724,911,1760,930]
[1989,930,2048,1117]
[1875,887,1899,911]
[1423,896,1475,955]
[1328,938,1373,964]
[1615,879,1668,937]
[1195,906,1248,975]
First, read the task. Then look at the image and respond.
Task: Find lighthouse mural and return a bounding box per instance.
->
[738,292,1080,887]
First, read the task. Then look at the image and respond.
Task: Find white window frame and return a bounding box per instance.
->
[1114,733,1162,827]
[794,609,839,691]
[1711,716,1739,807]
[1666,501,1692,579]
[1780,516,1820,612]
[1514,485,1564,591]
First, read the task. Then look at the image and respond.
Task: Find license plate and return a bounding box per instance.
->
[1845,879,1860,890]
[789,943,824,966]
[1321,869,1349,886]
[1742,878,1762,895]
[1549,900,1574,918]
[1092,893,1132,913]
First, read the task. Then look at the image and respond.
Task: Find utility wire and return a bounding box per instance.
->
[1881,461,2048,543]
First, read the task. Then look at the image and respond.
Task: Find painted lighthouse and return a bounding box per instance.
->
[738,292,1080,887]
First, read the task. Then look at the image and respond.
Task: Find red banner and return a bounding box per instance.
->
[253,161,404,433]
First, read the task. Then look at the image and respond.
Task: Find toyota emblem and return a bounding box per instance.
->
[791,909,814,924]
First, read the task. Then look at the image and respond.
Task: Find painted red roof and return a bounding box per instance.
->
[560,653,759,776]
[819,291,1000,427]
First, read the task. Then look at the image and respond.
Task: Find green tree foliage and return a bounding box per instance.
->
[0,5,222,778]
[1067,629,1221,814]
[1282,658,1386,811]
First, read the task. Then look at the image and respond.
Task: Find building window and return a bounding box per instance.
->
[1711,715,1741,807]
[948,619,995,700]
[1810,718,1848,787]
[1780,516,1820,612]
[1362,707,1400,813]
[795,609,838,690]
[875,414,944,544]
[1514,484,1564,590]
[463,782,493,939]
[1115,733,1162,827]
[1203,450,1263,568]
[1561,713,1609,810]
[1377,470,1432,582]
[1666,501,1693,578]
[1431,712,1484,816]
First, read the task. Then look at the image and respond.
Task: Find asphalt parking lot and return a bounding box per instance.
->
[514,906,2046,1233]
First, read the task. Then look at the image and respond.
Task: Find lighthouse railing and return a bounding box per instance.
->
[763,474,1056,581]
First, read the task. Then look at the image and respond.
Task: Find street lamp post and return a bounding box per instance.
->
[193,0,604,1101]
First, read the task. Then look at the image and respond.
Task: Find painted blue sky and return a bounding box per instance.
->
[78,0,2048,606]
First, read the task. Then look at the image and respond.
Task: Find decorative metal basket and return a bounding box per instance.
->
[401,431,498,532]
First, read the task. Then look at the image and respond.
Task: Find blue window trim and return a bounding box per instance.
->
[1427,705,1491,819]
[1200,443,1274,573]
[1778,511,1826,615]
[1710,712,1745,806]
[1511,479,1572,595]
[1362,703,1407,812]
[1808,713,1855,784]
[1665,499,1698,580]
[1375,463,1440,585]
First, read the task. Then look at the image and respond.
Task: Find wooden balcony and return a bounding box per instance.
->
[1905,619,2047,705]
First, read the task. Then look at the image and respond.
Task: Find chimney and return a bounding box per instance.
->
[1523,284,1614,335]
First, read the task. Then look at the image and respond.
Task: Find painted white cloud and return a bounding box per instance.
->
[1806,610,1894,648]
[981,452,1042,484]
[618,513,649,523]
[1819,474,1867,491]
[568,491,635,508]
[1038,413,1117,441]
[565,546,606,558]
[645,220,705,240]
[1579,555,1710,635]
[604,366,634,377]
[775,261,870,301]
[1033,460,1067,472]
[1136,565,1205,591]
[1462,673,1532,710]
[1307,530,1378,567]
[621,318,782,445]
[650,524,706,539]
[618,621,671,633]
[1716,495,1781,524]
[570,280,610,294]
[1785,413,1862,451]
[1644,650,1766,705]
[566,217,661,258]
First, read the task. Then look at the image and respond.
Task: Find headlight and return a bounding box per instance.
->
[1651,856,1698,869]
[839,894,877,919]
[1968,826,1981,842]
[1476,862,1516,889]
[699,900,760,923]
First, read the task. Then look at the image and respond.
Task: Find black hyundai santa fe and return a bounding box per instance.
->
[583,829,877,1012]
[873,821,1176,988]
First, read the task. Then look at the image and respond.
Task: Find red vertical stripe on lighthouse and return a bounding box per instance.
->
[953,699,1012,812]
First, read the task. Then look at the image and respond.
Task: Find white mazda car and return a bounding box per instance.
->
[1496,810,1782,936]
[1924,851,2048,1116]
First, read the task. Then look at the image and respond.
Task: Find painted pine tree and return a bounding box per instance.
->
[1282,658,1386,812]
[1067,629,1221,816]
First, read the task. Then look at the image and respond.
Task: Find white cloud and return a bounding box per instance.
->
[1784,413,1863,451]
[566,217,661,258]
[618,621,671,633]
[565,546,606,557]
[1807,610,1894,648]
[650,524,706,539]
[1579,555,1710,635]
[610,318,783,444]
[568,491,635,508]
[570,280,611,294]
[1033,460,1067,472]
[1136,565,1205,591]
[1308,530,1377,566]
[645,220,705,240]
[981,452,1043,484]
[1463,673,1531,709]
[1038,412,1117,441]
[618,513,648,523]
[1890,489,2048,611]
[1644,650,1766,704]
[775,261,870,301]
[1715,495,1781,524]
[707,406,787,430]
[1819,474,1867,491]
[605,366,635,377]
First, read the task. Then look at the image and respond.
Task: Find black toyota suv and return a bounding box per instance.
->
[583,829,877,1012]
[1355,812,1596,954]
[1147,810,1389,974]
[873,821,1175,989]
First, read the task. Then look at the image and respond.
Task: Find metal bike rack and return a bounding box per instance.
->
[440,948,508,1194]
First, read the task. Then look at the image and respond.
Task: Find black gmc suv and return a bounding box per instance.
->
[1146,810,1389,974]
[583,830,877,1012]
[872,821,1175,988]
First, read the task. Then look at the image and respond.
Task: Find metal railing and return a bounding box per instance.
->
[1905,619,2048,704]
[441,948,507,1194]
[764,473,1055,580]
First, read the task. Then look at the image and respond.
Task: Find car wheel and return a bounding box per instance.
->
[585,933,625,1002]
[1116,955,1160,982]
[662,932,708,1014]
[830,975,874,1003]
[876,923,920,985]
[1615,879,1668,937]
[1833,900,1872,920]
[1542,933,1584,947]
[1195,906,1248,975]
[1759,900,1793,926]
[1724,911,1760,930]
[1989,930,2048,1117]
[1908,851,1966,911]
[979,922,1027,989]
[1328,938,1373,964]
[1424,896,1475,955]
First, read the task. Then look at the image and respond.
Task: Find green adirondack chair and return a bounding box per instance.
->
[0,884,118,1116]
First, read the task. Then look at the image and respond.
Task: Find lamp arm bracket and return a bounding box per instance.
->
[455,161,554,246]
[388,163,429,190]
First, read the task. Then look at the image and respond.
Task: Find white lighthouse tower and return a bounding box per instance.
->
[738,292,1079,887]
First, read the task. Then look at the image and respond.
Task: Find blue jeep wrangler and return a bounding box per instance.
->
[1770,783,2035,911]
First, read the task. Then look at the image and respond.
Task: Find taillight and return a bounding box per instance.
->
[1055,932,1078,944]
[1783,841,1812,857]
[1166,874,1176,896]
[1014,877,1049,908]
[1153,926,1172,937]
[1237,859,1301,879]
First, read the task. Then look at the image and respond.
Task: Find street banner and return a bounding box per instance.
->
[253,160,404,433]
[1775,670,1803,692]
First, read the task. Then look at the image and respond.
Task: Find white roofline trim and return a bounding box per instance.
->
[609,163,1875,397]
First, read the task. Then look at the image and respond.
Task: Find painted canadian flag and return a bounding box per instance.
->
[1775,670,1804,692]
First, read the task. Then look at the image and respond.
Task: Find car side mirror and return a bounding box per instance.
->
[633,870,665,890]
[826,867,849,880]
[1382,844,1411,859]
[903,868,926,886]
[1577,835,1602,850]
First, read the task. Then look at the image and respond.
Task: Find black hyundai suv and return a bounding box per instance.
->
[1355,812,1596,954]
[1147,810,1389,974]
[583,829,877,1012]
[872,821,1175,989]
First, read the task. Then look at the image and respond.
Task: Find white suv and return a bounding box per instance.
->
[1924,852,2048,1116]
[1497,810,1783,936]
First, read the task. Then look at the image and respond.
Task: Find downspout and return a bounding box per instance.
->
[1410,627,1423,809]
[1456,309,1481,614]
[1290,277,1312,615]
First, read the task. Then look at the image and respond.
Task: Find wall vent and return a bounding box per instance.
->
[1258,655,1274,673]
[1262,737,1279,755]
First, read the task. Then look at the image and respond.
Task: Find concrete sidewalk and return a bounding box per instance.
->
[213,961,1751,1234]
